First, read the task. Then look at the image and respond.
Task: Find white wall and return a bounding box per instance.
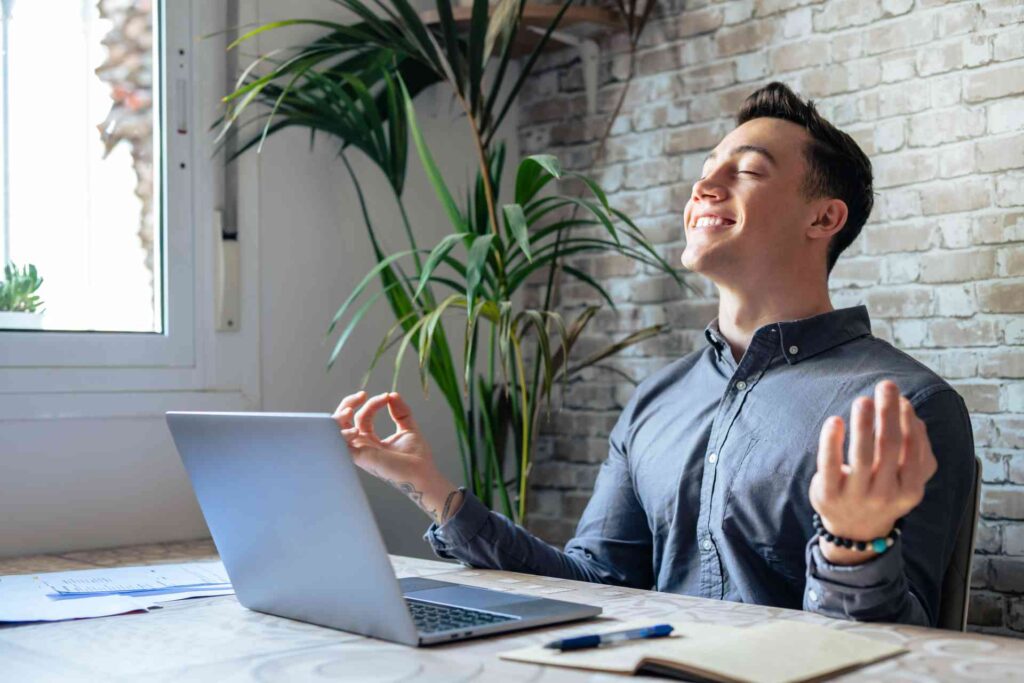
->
[0,0,520,560]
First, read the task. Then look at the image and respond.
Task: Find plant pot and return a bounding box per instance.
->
[0,311,45,330]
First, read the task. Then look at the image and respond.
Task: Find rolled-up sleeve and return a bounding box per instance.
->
[803,386,976,626]
[423,389,654,588]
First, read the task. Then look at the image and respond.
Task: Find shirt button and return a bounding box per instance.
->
[735,380,747,391]
[789,345,799,355]
[702,539,713,551]
[808,589,819,603]
[708,452,718,464]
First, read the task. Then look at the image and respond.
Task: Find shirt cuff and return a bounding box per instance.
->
[804,533,907,619]
[422,489,491,560]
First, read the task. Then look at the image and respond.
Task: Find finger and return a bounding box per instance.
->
[354,392,389,440]
[816,416,845,499]
[874,381,902,486]
[847,396,875,495]
[386,392,419,432]
[333,391,367,421]
[897,396,915,469]
[335,406,356,430]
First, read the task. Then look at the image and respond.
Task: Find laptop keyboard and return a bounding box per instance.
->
[406,598,517,634]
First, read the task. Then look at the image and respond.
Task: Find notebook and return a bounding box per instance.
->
[499,619,907,683]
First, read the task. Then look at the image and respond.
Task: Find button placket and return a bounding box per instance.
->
[702,333,777,598]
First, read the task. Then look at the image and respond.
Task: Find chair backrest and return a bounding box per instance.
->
[937,456,982,631]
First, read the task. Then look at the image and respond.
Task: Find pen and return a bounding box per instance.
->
[543,623,674,651]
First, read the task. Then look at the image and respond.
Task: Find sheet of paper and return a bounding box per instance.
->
[144,588,236,604]
[0,575,149,623]
[40,561,230,596]
[0,561,236,623]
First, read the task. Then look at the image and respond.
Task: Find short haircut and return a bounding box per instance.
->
[736,82,874,274]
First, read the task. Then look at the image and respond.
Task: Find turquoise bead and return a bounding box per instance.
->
[872,538,888,553]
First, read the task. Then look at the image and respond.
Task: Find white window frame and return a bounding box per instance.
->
[0,0,259,416]
[0,0,192,367]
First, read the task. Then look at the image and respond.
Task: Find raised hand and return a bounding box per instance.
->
[809,379,938,565]
[333,390,462,524]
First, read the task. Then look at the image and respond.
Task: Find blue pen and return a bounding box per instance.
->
[544,623,674,651]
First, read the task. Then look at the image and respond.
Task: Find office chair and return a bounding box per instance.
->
[937,456,982,631]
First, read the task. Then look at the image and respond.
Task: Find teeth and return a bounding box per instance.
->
[694,216,733,229]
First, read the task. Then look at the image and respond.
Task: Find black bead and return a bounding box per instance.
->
[855,541,867,551]
[843,538,853,548]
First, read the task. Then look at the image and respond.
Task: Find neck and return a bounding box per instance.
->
[714,275,833,363]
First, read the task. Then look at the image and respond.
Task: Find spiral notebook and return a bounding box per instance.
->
[499,619,906,683]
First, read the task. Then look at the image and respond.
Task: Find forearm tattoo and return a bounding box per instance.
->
[385,479,438,521]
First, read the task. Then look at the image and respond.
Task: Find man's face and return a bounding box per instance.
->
[681,117,823,284]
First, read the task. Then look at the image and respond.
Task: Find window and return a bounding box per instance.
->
[0,0,194,368]
[1,0,162,334]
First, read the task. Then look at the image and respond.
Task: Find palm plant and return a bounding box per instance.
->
[217,0,692,524]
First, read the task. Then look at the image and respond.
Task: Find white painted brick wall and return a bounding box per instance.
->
[518,0,1024,636]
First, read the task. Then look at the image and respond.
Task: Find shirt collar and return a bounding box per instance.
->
[704,305,872,365]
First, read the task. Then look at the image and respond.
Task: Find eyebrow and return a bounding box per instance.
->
[704,144,778,167]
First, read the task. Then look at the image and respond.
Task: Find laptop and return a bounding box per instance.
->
[165,411,601,646]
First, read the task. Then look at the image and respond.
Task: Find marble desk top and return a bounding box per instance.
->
[1,539,1022,682]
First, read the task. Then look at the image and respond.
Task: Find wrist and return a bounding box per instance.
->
[414,472,463,525]
[813,513,900,566]
[815,513,898,544]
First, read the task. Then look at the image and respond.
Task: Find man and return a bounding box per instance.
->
[333,82,976,627]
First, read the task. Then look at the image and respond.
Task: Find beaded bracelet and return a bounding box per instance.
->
[812,513,901,553]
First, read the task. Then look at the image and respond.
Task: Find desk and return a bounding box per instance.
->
[1,540,1022,681]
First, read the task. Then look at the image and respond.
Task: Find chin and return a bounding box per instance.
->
[681,245,730,282]
[681,244,712,274]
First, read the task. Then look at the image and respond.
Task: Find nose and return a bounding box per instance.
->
[690,173,727,203]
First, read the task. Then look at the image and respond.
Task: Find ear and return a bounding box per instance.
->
[806,198,848,242]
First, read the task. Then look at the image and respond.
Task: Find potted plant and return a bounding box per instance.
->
[217,0,689,524]
[0,262,45,330]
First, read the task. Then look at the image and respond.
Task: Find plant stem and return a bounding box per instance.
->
[524,32,644,518]
[453,91,508,295]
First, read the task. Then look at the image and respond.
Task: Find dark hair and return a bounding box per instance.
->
[736,82,874,274]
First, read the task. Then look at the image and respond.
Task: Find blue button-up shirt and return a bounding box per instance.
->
[424,305,976,626]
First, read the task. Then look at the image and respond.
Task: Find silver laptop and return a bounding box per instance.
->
[165,411,601,646]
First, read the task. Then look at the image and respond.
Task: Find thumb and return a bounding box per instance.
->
[387,392,419,432]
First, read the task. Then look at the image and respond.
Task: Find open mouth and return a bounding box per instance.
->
[691,216,737,231]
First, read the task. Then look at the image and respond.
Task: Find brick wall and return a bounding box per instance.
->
[518,0,1024,636]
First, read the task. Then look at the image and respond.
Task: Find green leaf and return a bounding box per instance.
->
[464,233,495,315]
[562,325,669,380]
[391,315,431,391]
[227,19,345,51]
[398,75,468,234]
[415,233,464,300]
[502,203,531,263]
[328,248,423,333]
[560,264,616,310]
[328,279,401,369]
[484,0,574,148]
[468,0,489,111]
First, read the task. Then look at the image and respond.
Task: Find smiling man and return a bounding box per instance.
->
[333,82,977,627]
